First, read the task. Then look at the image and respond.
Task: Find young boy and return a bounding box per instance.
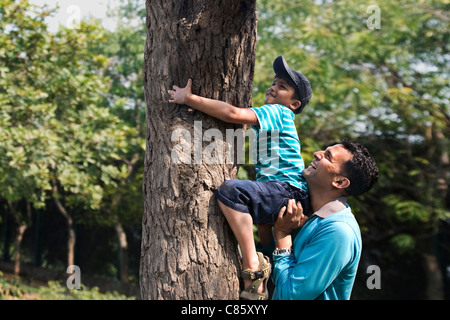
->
[168,56,312,300]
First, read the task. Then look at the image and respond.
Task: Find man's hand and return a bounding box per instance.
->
[168,79,192,105]
[275,199,309,238]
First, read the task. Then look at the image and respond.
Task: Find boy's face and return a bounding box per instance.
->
[264,77,300,111]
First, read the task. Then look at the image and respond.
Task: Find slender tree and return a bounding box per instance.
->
[0,0,132,272]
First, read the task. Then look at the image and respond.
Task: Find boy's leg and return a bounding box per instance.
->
[215,179,291,292]
[257,224,273,248]
[217,200,259,270]
[217,200,263,292]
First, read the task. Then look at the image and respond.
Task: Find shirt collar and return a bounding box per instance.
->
[313,197,348,218]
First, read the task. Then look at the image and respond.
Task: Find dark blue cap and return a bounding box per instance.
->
[273,56,312,113]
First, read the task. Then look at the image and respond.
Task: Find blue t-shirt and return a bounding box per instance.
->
[272,206,362,300]
[251,104,307,191]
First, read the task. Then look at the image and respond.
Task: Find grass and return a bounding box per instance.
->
[0,271,136,300]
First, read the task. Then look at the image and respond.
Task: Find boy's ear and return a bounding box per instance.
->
[290,100,301,112]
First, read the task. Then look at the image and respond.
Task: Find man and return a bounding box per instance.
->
[271,138,378,300]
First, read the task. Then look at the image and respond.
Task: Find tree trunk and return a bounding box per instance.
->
[112,152,140,282]
[140,0,257,299]
[423,253,444,299]
[2,210,12,262]
[52,177,76,267]
[9,201,31,277]
[13,224,27,277]
[115,222,129,283]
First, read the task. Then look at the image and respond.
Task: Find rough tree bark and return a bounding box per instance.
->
[140,0,257,299]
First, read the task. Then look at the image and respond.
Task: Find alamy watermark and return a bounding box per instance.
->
[366,265,381,290]
[366,5,381,30]
[66,5,81,30]
[66,265,81,289]
[63,4,380,31]
[171,121,280,175]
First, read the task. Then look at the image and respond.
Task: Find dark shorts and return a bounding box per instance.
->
[214,179,310,225]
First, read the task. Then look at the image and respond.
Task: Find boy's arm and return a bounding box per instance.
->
[168,79,259,126]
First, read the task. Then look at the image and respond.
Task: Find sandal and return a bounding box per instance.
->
[239,252,271,300]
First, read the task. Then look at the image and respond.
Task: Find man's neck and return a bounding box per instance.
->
[310,191,346,214]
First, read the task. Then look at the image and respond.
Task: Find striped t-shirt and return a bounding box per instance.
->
[250,104,308,191]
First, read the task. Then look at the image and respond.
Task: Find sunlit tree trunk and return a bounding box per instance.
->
[9,201,31,277]
[140,0,257,299]
[52,177,75,267]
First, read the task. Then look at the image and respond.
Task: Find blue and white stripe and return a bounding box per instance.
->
[251,104,308,191]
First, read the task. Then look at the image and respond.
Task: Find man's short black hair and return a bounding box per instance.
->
[340,138,378,196]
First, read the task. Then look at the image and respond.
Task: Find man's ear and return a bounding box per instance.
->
[332,176,350,190]
[290,100,301,112]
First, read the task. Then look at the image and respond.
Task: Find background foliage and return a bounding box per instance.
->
[0,0,449,299]
[252,0,450,299]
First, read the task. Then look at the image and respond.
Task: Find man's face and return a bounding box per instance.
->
[303,144,353,190]
[264,77,298,108]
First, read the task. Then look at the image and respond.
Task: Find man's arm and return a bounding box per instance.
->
[274,199,307,249]
[168,79,259,126]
